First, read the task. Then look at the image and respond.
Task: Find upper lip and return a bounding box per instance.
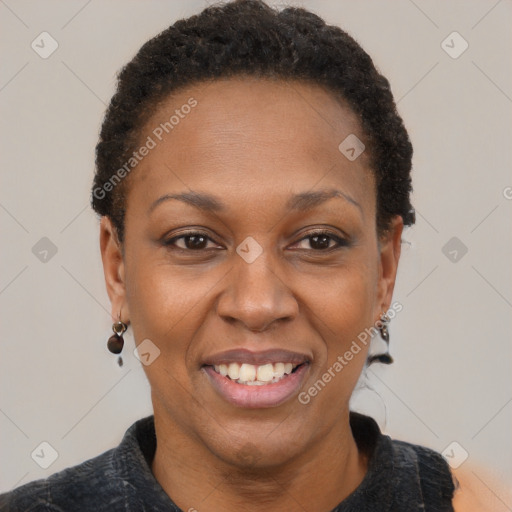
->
[202,348,310,367]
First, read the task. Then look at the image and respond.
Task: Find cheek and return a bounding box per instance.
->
[124,254,224,374]
[124,262,203,406]
[303,279,373,412]
[306,262,376,382]
[307,259,377,332]
[126,263,196,338]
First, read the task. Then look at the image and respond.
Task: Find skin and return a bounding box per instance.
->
[100,77,404,511]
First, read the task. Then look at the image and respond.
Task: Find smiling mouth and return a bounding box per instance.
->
[208,361,304,385]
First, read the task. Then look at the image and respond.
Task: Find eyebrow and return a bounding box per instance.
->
[286,189,362,217]
[148,188,362,217]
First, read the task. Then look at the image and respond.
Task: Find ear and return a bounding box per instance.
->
[99,216,129,321]
[373,215,403,322]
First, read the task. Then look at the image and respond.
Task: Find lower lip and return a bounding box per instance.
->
[203,364,309,409]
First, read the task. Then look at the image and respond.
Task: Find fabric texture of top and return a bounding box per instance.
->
[0,412,456,511]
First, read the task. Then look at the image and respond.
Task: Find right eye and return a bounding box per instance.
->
[163,231,221,251]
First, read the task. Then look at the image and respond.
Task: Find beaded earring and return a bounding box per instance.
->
[107,314,127,367]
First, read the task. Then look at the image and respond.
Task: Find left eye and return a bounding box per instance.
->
[293,231,347,251]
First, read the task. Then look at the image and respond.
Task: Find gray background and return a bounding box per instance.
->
[1,0,511,504]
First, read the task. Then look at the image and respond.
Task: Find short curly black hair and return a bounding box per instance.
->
[91,0,415,244]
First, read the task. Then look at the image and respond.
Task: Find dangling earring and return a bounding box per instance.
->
[107,313,127,367]
[368,312,394,365]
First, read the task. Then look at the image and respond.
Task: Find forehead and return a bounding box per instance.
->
[129,77,375,217]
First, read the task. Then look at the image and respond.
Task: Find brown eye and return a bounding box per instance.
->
[309,234,332,250]
[181,234,208,250]
[294,230,348,251]
[164,232,218,251]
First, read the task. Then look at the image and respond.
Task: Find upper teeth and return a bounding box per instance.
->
[213,362,297,384]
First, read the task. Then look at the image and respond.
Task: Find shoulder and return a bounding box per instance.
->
[389,439,511,512]
[350,413,455,510]
[0,447,117,511]
[0,416,155,511]
[390,439,456,505]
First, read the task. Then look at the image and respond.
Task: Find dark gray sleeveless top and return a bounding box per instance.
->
[0,412,455,511]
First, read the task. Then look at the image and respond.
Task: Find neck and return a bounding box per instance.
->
[151,410,368,512]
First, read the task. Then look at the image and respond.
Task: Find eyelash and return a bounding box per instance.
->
[163,229,349,253]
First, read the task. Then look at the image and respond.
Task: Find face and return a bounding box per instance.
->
[100,77,402,469]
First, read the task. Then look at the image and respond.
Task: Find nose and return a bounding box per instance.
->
[216,248,299,332]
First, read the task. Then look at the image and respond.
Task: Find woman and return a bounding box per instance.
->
[0,0,494,510]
